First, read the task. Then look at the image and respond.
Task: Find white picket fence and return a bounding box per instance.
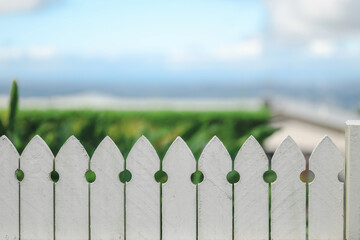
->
[1,121,360,240]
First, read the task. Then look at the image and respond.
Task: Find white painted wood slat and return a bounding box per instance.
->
[198,136,232,240]
[55,136,89,239]
[234,136,268,240]
[345,120,360,240]
[0,135,19,239]
[271,136,306,240]
[162,137,196,240]
[126,136,160,240]
[308,136,343,240]
[20,135,54,239]
[91,136,124,240]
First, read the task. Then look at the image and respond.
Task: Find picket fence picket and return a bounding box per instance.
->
[234,136,268,240]
[162,137,196,240]
[271,136,306,239]
[1,122,358,239]
[55,136,89,239]
[20,135,54,239]
[126,136,160,240]
[198,136,232,240]
[0,136,19,239]
[90,136,124,240]
[308,136,344,240]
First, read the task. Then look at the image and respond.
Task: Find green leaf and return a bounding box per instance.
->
[0,119,6,136]
[7,79,19,140]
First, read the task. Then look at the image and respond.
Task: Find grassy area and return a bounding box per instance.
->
[0,108,275,159]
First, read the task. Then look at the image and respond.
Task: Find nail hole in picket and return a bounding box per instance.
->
[263,170,277,183]
[227,170,240,184]
[154,170,168,183]
[15,169,24,182]
[50,170,59,183]
[85,170,96,183]
[119,169,132,183]
[300,170,315,183]
[191,170,204,184]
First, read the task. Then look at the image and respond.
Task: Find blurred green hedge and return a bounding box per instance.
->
[0,108,275,160]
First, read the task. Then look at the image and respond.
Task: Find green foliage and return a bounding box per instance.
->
[0,120,5,136]
[0,108,275,159]
[0,80,19,142]
[7,80,18,134]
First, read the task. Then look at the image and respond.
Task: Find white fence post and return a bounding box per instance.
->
[20,135,54,239]
[126,136,160,240]
[271,136,306,239]
[198,136,232,240]
[55,136,89,239]
[0,136,19,239]
[162,137,196,240]
[234,136,268,240]
[308,136,343,239]
[90,136,124,239]
[345,120,360,239]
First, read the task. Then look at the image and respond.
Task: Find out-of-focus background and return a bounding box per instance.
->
[0,0,359,157]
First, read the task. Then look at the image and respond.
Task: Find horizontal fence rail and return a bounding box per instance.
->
[0,121,360,240]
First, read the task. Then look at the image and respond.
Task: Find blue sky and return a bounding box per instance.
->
[1,0,360,87]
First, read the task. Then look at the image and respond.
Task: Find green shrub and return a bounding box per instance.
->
[0,108,276,159]
[0,80,19,144]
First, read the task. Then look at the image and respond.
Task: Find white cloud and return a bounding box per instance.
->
[0,46,56,61]
[27,46,57,60]
[343,39,360,57]
[0,0,53,14]
[0,47,23,60]
[215,39,262,61]
[168,49,201,65]
[309,40,335,57]
[265,0,360,40]
[168,38,263,66]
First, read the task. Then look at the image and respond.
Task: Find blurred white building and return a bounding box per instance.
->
[264,98,359,155]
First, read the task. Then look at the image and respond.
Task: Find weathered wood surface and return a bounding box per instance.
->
[198,136,232,240]
[271,136,306,239]
[162,137,196,240]
[0,135,19,240]
[234,136,268,240]
[90,136,124,240]
[126,136,160,240]
[55,136,89,239]
[20,135,54,239]
[309,136,343,240]
[346,120,360,240]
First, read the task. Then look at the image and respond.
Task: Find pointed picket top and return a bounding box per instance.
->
[91,136,124,239]
[163,136,196,166]
[199,135,232,168]
[92,136,123,164]
[163,136,195,162]
[0,135,19,239]
[56,135,89,161]
[271,136,306,239]
[55,136,89,240]
[127,135,160,162]
[126,136,160,240]
[20,135,54,239]
[198,136,232,239]
[308,136,344,239]
[234,136,268,240]
[0,135,19,156]
[21,135,54,159]
[162,137,196,240]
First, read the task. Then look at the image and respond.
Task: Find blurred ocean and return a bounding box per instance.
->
[0,80,359,110]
